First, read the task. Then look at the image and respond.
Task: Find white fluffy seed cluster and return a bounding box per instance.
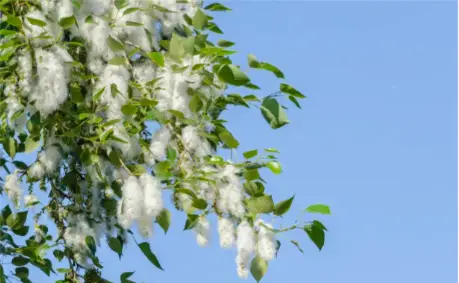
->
[63,214,101,268]
[4,170,22,208]
[117,173,164,238]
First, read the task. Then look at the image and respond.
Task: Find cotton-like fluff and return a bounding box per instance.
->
[132,61,157,94]
[4,171,22,208]
[106,125,141,161]
[118,176,143,229]
[41,0,74,19]
[17,52,33,96]
[24,194,39,207]
[63,214,100,268]
[216,165,245,218]
[194,216,210,247]
[181,126,212,157]
[28,162,45,180]
[236,221,255,279]
[139,173,163,218]
[77,17,115,61]
[38,145,62,174]
[256,220,277,261]
[5,95,26,132]
[148,127,171,163]
[97,65,130,119]
[31,48,69,116]
[23,10,58,46]
[81,0,112,16]
[116,10,152,52]
[34,225,45,242]
[137,215,153,238]
[218,217,235,248]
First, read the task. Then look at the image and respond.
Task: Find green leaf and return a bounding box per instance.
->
[217,39,235,47]
[154,161,172,179]
[288,95,302,108]
[305,204,331,215]
[189,94,203,113]
[156,209,171,234]
[138,242,163,270]
[304,221,326,251]
[53,250,64,262]
[166,147,177,162]
[107,36,124,52]
[219,131,239,148]
[183,214,199,230]
[243,149,258,159]
[217,64,250,86]
[260,98,289,129]
[280,83,306,98]
[58,16,76,28]
[192,9,208,29]
[123,7,141,16]
[12,226,29,236]
[266,161,282,174]
[126,21,143,26]
[85,15,95,23]
[127,164,146,176]
[108,237,123,258]
[243,181,264,197]
[7,16,22,27]
[108,57,126,65]
[274,195,294,216]
[248,54,284,79]
[121,271,135,283]
[176,188,197,199]
[0,265,4,283]
[85,236,97,255]
[12,256,29,266]
[12,161,27,170]
[290,240,304,254]
[26,17,47,27]
[244,169,260,181]
[121,103,137,115]
[250,256,268,282]
[146,52,165,67]
[192,198,207,210]
[6,211,28,230]
[204,3,232,11]
[3,137,16,159]
[115,0,128,9]
[246,195,274,214]
[169,33,185,60]
[93,87,106,101]
[15,267,29,279]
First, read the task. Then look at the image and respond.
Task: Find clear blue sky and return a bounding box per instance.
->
[9,1,458,283]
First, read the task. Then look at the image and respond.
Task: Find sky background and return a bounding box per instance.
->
[4,1,457,283]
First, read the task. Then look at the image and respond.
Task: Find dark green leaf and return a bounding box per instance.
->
[7,16,22,27]
[274,195,294,216]
[304,222,326,250]
[138,242,163,270]
[246,195,274,214]
[260,98,289,129]
[288,95,301,108]
[121,271,135,283]
[121,103,137,116]
[108,237,123,258]
[7,211,28,230]
[189,94,203,113]
[3,137,16,159]
[53,250,64,262]
[12,256,29,266]
[248,54,284,79]
[12,161,27,170]
[115,0,128,9]
[15,267,28,279]
[86,236,97,255]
